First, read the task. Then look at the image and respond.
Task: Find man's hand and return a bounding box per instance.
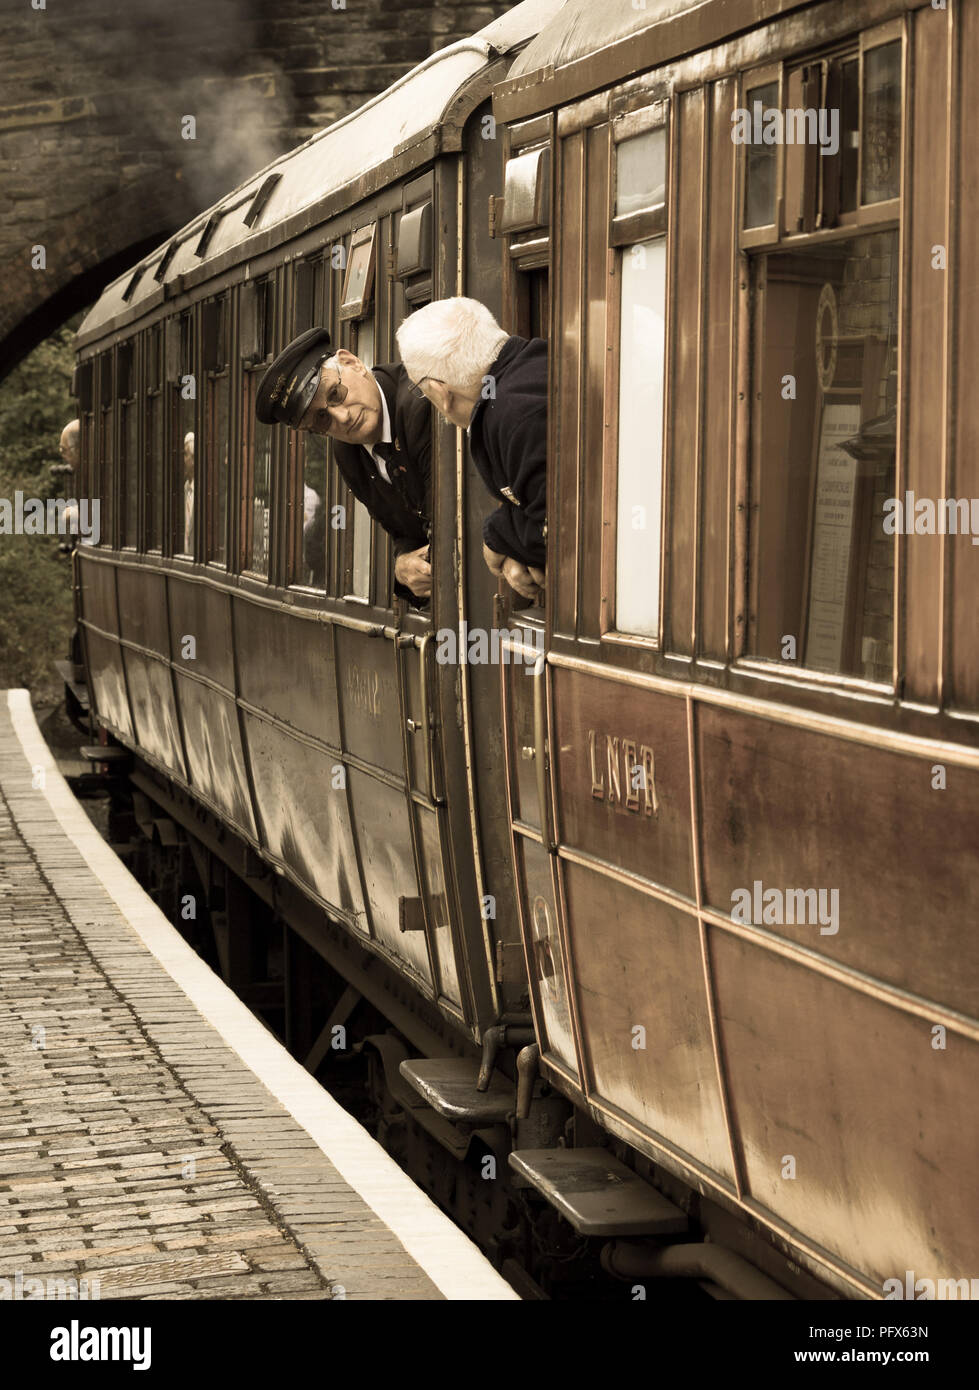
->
[501,556,543,603]
[395,545,432,597]
[482,542,506,579]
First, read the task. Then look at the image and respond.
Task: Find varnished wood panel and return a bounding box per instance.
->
[666,88,705,657]
[903,3,949,704]
[713,934,978,1285]
[551,665,694,899]
[517,834,578,1075]
[578,122,611,640]
[554,130,583,638]
[116,567,168,654]
[173,673,256,839]
[167,577,234,689]
[565,862,733,1178]
[697,704,979,1018]
[122,648,185,780]
[242,709,364,922]
[84,628,133,740]
[700,78,738,661]
[950,0,979,710]
[346,767,432,986]
[335,627,403,778]
[234,598,340,748]
[79,557,119,637]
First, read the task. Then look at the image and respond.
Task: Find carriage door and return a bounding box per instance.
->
[495,116,581,1081]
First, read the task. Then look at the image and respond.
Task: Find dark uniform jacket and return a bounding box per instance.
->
[332,363,432,601]
[468,336,548,569]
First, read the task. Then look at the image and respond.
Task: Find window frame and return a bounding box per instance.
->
[601,101,672,650]
[242,276,277,581]
[144,324,164,553]
[117,340,139,552]
[202,295,231,569]
[738,19,905,255]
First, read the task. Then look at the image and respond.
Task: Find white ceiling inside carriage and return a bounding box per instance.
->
[78,0,569,340]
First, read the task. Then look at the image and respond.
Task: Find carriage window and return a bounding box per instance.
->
[173,313,195,557]
[300,433,327,588]
[349,317,374,602]
[118,343,138,548]
[244,372,272,577]
[748,230,898,682]
[340,225,376,321]
[204,297,229,565]
[743,80,779,229]
[145,327,163,550]
[862,41,901,205]
[75,361,94,513]
[615,129,665,217]
[615,238,667,639]
[97,353,113,546]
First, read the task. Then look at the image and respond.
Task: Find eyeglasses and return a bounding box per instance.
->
[301,363,347,434]
[320,362,348,409]
[409,376,431,401]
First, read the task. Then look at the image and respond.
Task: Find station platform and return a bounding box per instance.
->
[0,690,517,1302]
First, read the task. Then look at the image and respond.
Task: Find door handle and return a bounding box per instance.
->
[532,653,554,849]
[417,632,444,805]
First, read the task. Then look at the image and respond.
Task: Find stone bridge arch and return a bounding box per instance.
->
[1,0,511,378]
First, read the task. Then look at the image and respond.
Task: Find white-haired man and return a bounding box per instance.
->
[59,419,80,471]
[396,297,547,603]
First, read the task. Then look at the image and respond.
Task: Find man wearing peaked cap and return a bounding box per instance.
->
[256,327,432,600]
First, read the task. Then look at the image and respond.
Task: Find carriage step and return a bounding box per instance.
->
[508,1148,689,1237]
[55,660,90,710]
[398,1058,513,1124]
[80,744,129,762]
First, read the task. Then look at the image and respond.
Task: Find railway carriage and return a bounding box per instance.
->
[70,0,978,1299]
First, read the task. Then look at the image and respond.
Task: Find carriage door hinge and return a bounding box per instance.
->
[488,195,504,240]
[495,940,524,985]
[385,248,397,279]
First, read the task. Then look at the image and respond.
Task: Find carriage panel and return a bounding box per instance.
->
[713,934,978,1288]
[697,704,979,1019]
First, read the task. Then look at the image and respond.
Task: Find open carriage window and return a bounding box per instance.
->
[285,260,329,590]
[241,277,276,579]
[203,296,230,566]
[336,229,377,605]
[169,311,196,557]
[97,350,114,546]
[345,310,374,604]
[145,326,164,551]
[118,341,138,549]
[742,25,904,684]
[611,107,669,640]
[748,233,899,682]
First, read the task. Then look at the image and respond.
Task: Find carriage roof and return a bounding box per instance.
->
[78,0,567,345]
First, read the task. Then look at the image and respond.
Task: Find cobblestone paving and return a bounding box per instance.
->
[0,704,443,1301]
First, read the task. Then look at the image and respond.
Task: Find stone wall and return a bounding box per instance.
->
[0,0,512,377]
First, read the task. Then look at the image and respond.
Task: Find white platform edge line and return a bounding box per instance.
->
[5,689,518,1302]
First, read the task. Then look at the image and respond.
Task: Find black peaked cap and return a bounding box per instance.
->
[255,327,332,427]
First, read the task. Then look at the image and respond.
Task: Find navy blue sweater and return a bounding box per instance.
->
[468,336,548,569]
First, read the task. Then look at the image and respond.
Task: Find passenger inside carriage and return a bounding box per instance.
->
[396,297,547,604]
[254,327,432,602]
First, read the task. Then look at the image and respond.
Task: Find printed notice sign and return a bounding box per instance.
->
[804,401,862,672]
